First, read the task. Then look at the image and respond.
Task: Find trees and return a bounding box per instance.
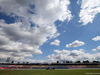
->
[83,60,89,63]
[66,61,70,63]
[75,61,81,63]
[6,57,10,63]
[57,61,59,64]
[11,61,14,64]
[93,61,99,63]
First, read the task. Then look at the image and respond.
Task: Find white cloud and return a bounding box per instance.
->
[0,20,57,62]
[79,0,100,25]
[0,0,72,26]
[0,0,72,62]
[47,49,100,62]
[77,0,81,5]
[30,0,72,25]
[92,36,100,41]
[66,40,85,48]
[50,39,60,46]
[92,46,100,51]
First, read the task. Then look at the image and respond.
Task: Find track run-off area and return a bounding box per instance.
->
[0,69,100,75]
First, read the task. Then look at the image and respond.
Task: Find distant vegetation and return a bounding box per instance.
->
[0,60,100,65]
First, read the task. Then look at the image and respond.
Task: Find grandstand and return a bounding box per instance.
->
[0,63,100,70]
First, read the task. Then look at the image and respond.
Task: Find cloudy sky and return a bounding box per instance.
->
[0,0,100,63]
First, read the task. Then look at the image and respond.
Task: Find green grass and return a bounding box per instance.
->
[0,69,100,75]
